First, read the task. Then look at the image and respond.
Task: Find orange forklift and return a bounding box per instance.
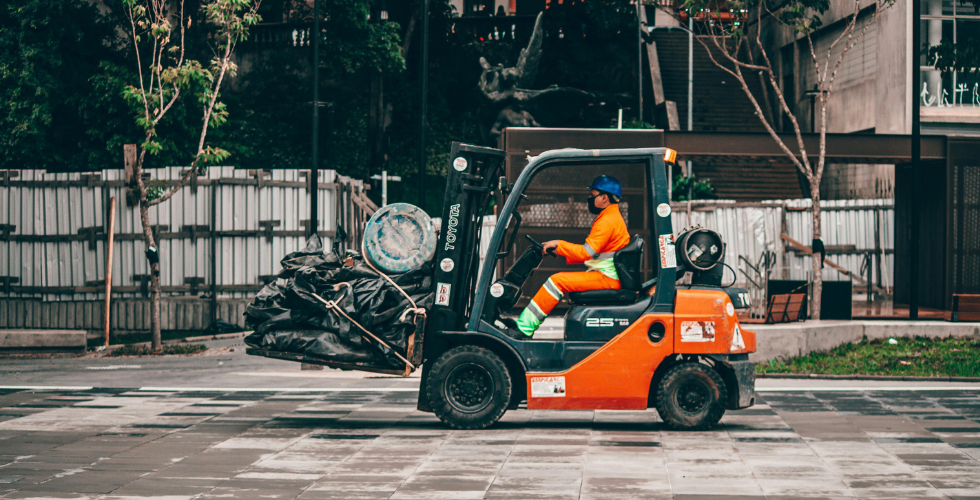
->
[418,143,757,430]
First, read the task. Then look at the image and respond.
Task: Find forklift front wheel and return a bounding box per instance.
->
[426,346,512,430]
[655,362,727,431]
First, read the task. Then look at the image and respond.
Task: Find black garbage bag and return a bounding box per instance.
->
[204,318,245,335]
[278,233,342,279]
[244,235,433,369]
[244,282,289,327]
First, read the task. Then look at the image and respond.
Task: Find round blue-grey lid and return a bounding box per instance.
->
[363,203,436,274]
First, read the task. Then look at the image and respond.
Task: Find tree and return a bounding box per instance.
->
[0,0,138,171]
[653,0,894,319]
[925,31,980,89]
[122,0,261,350]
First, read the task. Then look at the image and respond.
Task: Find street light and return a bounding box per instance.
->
[418,0,430,211]
[370,171,403,207]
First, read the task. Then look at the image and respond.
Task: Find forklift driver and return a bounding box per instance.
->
[512,176,630,338]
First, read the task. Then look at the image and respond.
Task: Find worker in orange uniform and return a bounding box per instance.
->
[514,176,630,338]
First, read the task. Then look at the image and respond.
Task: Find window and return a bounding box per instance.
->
[921,0,980,108]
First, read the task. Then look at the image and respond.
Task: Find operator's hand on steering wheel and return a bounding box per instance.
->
[542,240,559,256]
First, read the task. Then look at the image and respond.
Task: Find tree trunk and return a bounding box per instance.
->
[150,264,162,351]
[809,179,822,321]
[137,198,163,351]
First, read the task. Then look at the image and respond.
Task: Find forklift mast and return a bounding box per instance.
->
[428,143,507,335]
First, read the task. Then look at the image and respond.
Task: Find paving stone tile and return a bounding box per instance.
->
[485,476,582,499]
[1,387,978,498]
[388,473,494,499]
[579,476,671,499]
[19,470,147,494]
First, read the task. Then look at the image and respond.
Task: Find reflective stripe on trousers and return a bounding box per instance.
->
[516,272,621,335]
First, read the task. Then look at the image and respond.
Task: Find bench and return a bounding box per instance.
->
[952,294,980,322]
[766,293,806,324]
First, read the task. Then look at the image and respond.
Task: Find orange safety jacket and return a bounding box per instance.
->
[555,203,630,279]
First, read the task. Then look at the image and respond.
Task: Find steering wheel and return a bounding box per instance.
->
[525,235,555,255]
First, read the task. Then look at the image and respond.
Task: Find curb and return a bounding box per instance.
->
[756,372,980,382]
[93,331,251,352]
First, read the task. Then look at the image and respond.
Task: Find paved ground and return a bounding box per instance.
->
[1,341,980,499]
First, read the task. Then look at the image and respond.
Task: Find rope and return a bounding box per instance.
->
[360,240,428,327]
[311,283,415,370]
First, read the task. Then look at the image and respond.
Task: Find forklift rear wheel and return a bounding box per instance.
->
[426,346,512,430]
[655,362,727,431]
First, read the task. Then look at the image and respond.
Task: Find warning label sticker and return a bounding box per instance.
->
[434,282,451,306]
[659,234,676,269]
[680,321,715,342]
[731,324,746,350]
[530,376,566,398]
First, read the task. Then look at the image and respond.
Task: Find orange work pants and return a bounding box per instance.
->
[516,271,620,335]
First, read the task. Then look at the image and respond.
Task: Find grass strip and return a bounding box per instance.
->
[757,336,980,378]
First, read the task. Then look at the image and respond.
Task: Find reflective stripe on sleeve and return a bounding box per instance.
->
[583,242,598,259]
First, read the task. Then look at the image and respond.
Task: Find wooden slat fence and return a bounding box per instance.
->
[0,168,375,333]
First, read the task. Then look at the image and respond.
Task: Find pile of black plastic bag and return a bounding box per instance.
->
[244,235,434,368]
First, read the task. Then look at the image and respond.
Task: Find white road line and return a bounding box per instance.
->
[85,365,142,370]
[0,386,94,391]
[758,386,980,392]
[137,386,420,392]
[2,385,977,393]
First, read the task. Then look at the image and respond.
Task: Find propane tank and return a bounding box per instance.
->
[676,226,726,286]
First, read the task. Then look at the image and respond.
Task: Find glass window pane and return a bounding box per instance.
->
[920,69,954,106]
[956,0,980,15]
[921,19,953,66]
[922,0,955,16]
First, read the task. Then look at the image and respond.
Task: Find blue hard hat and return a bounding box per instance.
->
[587,175,622,198]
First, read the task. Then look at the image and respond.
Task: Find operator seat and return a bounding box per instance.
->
[567,235,645,305]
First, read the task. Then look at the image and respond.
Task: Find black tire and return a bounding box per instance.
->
[655,362,727,431]
[426,346,512,430]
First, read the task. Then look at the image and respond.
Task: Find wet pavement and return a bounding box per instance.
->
[0,345,979,499]
[0,383,979,499]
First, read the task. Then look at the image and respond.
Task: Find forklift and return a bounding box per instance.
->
[418,143,756,430]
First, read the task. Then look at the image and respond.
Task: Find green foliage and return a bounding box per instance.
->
[618,119,656,129]
[316,0,406,78]
[925,36,980,85]
[121,0,261,175]
[672,174,715,201]
[757,336,980,378]
[0,0,139,171]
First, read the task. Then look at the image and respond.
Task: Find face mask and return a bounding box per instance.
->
[587,195,602,215]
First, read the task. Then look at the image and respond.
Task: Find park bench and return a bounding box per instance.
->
[951,294,980,322]
[766,293,806,324]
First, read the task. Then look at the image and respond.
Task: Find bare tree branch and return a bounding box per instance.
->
[753,1,811,175]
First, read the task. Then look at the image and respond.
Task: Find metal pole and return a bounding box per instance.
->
[687,15,693,132]
[103,197,116,347]
[210,182,217,327]
[637,1,643,122]
[910,0,920,319]
[687,14,694,208]
[309,0,320,237]
[382,170,388,207]
[418,0,430,209]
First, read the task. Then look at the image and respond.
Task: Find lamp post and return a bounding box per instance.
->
[370,172,403,207]
[418,0,430,211]
[309,0,320,237]
[910,0,921,319]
